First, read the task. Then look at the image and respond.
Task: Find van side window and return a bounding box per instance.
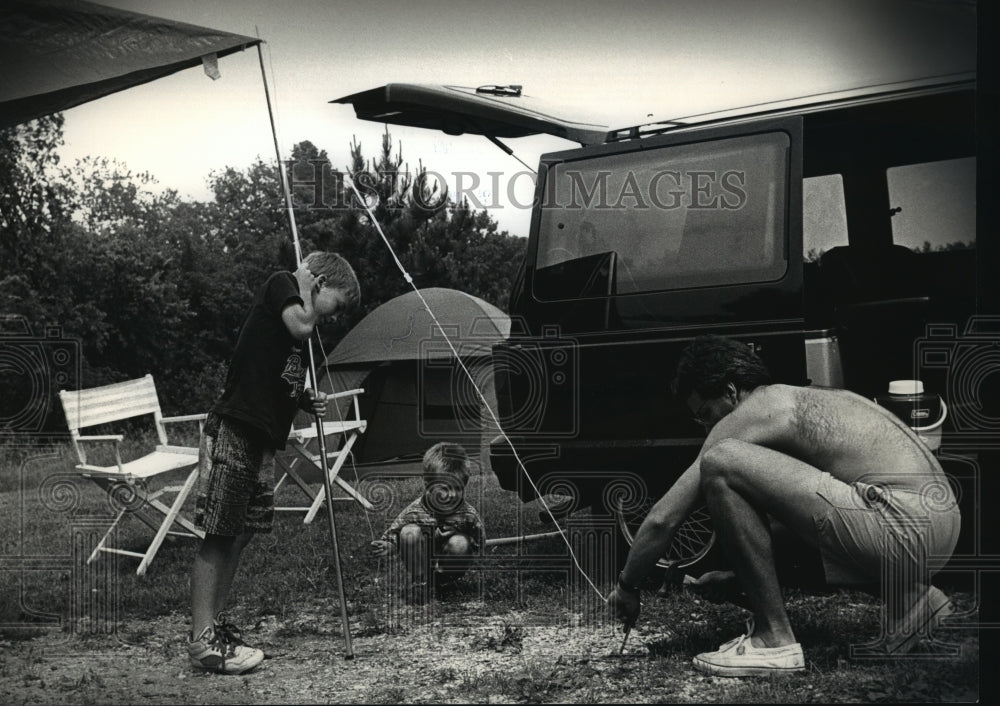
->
[803,174,848,261]
[533,132,790,299]
[887,157,975,252]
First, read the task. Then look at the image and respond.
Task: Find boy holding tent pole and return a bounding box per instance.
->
[187,252,360,674]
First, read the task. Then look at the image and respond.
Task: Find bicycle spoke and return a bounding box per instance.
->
[615,501,715,569]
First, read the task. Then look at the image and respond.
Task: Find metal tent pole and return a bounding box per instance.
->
[257,42,354,660]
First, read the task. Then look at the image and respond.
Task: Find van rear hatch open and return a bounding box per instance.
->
[332,83,610,146]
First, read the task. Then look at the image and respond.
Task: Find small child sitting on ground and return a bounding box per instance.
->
[370,442,484,600]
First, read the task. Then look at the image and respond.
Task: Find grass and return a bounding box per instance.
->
[0,433,581,630]
[0,435,982,703]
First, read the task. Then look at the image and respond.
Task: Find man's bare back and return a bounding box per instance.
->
[742,384,943,491]
[610,336,962,672]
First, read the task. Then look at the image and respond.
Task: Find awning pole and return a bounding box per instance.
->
[257,41,354,661]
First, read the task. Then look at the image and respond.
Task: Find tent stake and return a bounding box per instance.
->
[257,41,354,660]
[484,530,562,547]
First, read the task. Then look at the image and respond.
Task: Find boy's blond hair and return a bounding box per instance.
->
[304,251,361,311]
[422,442,472,486]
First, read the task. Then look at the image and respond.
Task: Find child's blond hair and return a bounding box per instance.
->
[422,442,472,487]
[304,251,361,311]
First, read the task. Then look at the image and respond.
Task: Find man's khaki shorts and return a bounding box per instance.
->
[812,471,961,585]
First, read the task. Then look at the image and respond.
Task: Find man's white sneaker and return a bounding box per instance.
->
[188,625,264,674]
[693,621,805,677]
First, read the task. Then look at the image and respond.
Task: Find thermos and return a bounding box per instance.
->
[874,379,947,451]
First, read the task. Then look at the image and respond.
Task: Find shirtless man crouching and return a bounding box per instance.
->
[608,335,961,676]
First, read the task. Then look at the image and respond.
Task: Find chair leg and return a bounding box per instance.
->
[285,461,319,498]
[88,506,128,565]
[303,431,371,523]
[144,497,203,538]
[136,466,199,576]
[166,509,204,539]
[275,458,319,500]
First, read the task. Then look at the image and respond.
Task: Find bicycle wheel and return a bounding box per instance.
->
[614,500,715,569]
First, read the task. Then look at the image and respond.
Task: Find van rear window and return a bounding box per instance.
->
[533,131,790,299]
[803,174,848,261]
[887,157,975,253]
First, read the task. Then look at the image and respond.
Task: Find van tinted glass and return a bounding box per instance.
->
[803,174,848,262]
[887,157,975,253]
[534,132,790,298]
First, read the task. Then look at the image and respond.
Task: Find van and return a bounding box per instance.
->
[335,64,982,573]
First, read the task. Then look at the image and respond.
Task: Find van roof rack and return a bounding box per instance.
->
[606,74,974,143]
[476,85,522,97]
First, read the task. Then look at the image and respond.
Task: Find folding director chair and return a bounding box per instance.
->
[58,374,206,576]
[274,388,374,522]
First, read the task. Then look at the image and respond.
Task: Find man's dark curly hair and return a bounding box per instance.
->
[671,335,771,401]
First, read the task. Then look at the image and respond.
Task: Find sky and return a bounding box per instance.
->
[56,0,977,237]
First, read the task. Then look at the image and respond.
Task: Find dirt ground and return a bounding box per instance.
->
[1,601,665,705]
[0,589,981,705]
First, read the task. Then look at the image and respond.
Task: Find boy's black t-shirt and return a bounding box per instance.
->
[212,271,309,450]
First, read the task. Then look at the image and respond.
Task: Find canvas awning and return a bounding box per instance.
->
[0,0,261,129]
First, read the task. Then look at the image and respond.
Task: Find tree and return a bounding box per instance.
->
[2,117,527,424]
[294,131,526,316]
[1,114,74,328]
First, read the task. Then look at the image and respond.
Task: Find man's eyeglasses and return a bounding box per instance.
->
[692,399,712,428]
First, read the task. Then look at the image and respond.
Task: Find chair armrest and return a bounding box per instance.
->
[288,419,365,443]
[162,413,208,424]
[155,444,199,456]
[77,434,125,443]
[326,388,365,400]
[74,436,124,473]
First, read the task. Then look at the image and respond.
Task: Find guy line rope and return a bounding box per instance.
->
[257,42,611,659]
[340,173,608,604]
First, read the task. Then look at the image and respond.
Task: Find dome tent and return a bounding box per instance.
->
[313,288,510,469]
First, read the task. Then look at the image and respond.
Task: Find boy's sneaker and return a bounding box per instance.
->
[693,621,805,677]
[214,613,247,647]
[188,625,264,674]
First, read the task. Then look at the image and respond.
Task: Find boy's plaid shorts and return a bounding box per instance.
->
[194,413,275,536]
